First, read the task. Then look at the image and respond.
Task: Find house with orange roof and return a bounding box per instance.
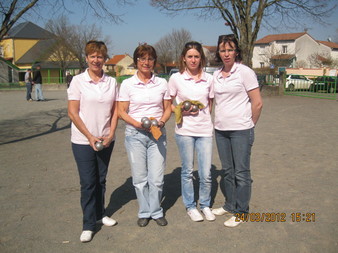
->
[252,32,321,69]
[105,54,135,76]
[317,40,338,60]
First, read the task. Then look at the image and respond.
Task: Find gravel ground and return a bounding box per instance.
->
[0,90,337,253]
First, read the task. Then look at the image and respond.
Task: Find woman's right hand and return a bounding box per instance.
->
[181,106,199,116]
[88,135,103,151]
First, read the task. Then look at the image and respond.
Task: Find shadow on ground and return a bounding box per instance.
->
[0,108,70,145]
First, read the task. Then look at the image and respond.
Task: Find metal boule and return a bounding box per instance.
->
[142,119,152,129]
[191,104,199,112]
[95,141,104,151]
[151,119,158,127]
[183,101,192,111]
[141,117,149,123]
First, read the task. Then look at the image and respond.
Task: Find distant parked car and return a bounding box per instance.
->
[312,76,337,93]
[285,75,313,91]
[169,68,179,76]
[204,66,220,75]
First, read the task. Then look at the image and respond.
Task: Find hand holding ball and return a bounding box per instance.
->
[151,119,159,127]
[191,104,199,112]
[95,141,104,151]
[141,118,152,129]
[182,101,192,111]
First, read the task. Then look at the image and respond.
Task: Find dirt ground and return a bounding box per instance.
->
[0,89,337,253]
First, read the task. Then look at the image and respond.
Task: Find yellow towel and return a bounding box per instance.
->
[174,100,205,125]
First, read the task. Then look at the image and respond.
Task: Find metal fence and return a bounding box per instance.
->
[258,73,337,100]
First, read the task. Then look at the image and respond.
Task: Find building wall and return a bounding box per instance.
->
[286,67,337,77]
[0,39,14,58]
[295,35,320,65]
[253,34,335,69]
[117,55,133,75]
[14,39,38,62]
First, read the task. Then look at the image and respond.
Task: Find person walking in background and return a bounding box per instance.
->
[66,71,73,88]
[118,44,172,228]
[68,40,119,243]
[211,34,263,227]
[168,41,215,222]
[25,69,33,101]
[32,65,45,101]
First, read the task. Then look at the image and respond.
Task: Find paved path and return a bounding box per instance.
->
[0,90,337,253]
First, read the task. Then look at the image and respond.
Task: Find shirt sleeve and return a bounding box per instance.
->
[162,79,171,100]
[242,66,259,91]
[67,76,81,100]
[168,74,178,97]
[117,80,129,101]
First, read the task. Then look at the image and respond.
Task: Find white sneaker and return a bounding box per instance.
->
[97,216,117,226]
[212,207,229,216]
[201,207,216,221]
[187,208,204,222]
[80,230,93,242]
[224,216,243,228]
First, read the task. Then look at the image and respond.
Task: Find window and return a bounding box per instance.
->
[260,62,264,68]
[282,45,287,54]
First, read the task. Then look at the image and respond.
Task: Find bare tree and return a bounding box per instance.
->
[155,35,173,73]
[155,28,192,71]
[151,0,337,67]
[44,16,76,78]
[307,52,336,68]
[69,24,112,71]
[170,28,192,64]
[44,16,111,76]
[0,0,135,40]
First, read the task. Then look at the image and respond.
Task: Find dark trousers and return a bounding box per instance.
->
[215,128,254,214]
[72,142,114,230]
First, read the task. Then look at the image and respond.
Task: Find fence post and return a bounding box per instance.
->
[279,71,286,95]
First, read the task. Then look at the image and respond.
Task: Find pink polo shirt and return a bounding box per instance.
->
[67,69,118,144]
[118,72,171,123]
[213,63,259,131]
[168,71,214,137]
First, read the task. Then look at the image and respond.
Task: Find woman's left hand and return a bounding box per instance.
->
[101,136,114,147]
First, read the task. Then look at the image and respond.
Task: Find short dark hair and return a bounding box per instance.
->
[179,41,206,73]
[133,44,157,67]
[215,34,242,63]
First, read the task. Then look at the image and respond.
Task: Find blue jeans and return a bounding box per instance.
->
[34,83,44,100]
[124,126,166,219]
[25,83,32,100]
[175,134,213,210]
[215,128,254,214]
[72,142,114,231]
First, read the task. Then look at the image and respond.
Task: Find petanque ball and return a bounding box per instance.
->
[95,141,104,151]
[191,104,199,112]
[151,119,158,127]
[182,101,192,111]
[141,117,149,123]
[142,119,152,129]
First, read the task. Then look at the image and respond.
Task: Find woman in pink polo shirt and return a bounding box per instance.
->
[68,41,118,242]
[118,44,172,227]
[168,41,215,222]
[211,34,263,227]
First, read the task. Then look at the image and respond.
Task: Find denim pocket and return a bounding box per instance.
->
[125,126,139,137]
